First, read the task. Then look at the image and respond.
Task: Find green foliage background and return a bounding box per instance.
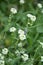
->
[0,0,43,65]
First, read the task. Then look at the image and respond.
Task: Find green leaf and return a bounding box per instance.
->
[37,25,43,33]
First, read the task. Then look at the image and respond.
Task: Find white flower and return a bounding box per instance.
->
[18,29,26,41]
[19,0,25,4]
[41,56,43,62]
[9,27,16,32]
[27,14,36,21]
[27,14,33,18]
[37,3,42,8]
[21,53,29,61]
[15,50,20,56]
[0,60,5,65]
[0,54,5,65]
[10,8,17,14]
[18,29,25,35]
[30,15,36,22]
[0,53,4,60]
[18,42,22,47]
[2,48,8,55]
[19,34,26,40]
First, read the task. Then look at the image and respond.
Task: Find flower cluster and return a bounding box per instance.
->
[9,27,16,32]
[0,53,4,65]
[10,8,17,14]
[37,3,42,8]
[18,29,26,40]
[21,53,29,61]
[15,49,29,62]
[0,48,8,65]
[0,0,43,65]
[27,14,36,22]
[2,48,8,55]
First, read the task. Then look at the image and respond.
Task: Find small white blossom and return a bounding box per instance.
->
[30,15,36,22]
[41,56,43,62]
[9,27,16,32]
[18,29,26,40]
[10,8,17,14]
[0,53,4,60]
[15,50,20,56]
[21,53,29,61]
[2,48,8,55]
[18,29,24,35]
[19,34,26,41]
[37,3,42,8]
[19,0,25,4]
[27,14,36,21]
[0,60,5,65]
[18,42,22,47]
[27,14,33,18]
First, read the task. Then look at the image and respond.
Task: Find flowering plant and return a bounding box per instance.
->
[0,0,43,65]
